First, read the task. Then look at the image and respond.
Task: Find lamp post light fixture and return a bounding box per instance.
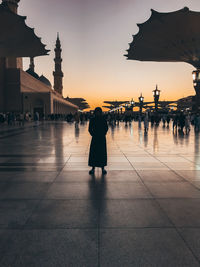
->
[125,103,129,112]
[130,98,135,112]
[153,85,160,112]
[131,99,135,105]
[139,94,144,103]
[138,94,144,114]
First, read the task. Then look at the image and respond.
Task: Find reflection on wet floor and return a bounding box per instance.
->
[0,122,200,266]
[0,121,200,171]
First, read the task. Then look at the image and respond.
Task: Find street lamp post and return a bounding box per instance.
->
[130,98,135,111]
[125,103,129,112]
[138,94,144,114]
[124,99,135,113]
[192,69,200,110]
[153,85,160,112]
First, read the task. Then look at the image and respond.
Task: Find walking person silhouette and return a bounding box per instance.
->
[88,107,108,175]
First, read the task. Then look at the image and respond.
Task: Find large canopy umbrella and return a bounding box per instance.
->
[125,7,200,68]
[135,101,153,107]
[65,97,90,110]
[0,3,49,57]
[104,101,129,107]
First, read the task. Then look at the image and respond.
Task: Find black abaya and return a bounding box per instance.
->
[88,116,108,167]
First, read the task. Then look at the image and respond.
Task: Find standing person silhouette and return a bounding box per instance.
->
[88,107,108,175]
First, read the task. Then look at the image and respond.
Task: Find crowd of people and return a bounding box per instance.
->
[0,111,42,126]
[1,110,200,135]
[0,111,89,126]
[0,112,33,126]
[94,111,200,135]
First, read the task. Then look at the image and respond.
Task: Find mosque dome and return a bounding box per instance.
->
[39,75,52,87]
[26,68,40,79]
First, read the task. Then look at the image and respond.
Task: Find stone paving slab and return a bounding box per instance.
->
[0,229,98,267]
[100,229,199,267]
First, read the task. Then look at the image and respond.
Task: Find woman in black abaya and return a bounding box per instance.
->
[88,107,108,175]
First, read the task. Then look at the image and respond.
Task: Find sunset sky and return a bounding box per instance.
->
[19,0,200,110]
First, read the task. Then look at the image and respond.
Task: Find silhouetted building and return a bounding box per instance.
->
[0,0,78,116]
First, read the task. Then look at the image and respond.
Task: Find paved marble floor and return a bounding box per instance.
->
[0,121,200,266]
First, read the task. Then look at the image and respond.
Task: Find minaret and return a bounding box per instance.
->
[29,57,35,72]
[53,33,63,95]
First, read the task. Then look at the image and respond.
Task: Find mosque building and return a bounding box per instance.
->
[0,0,78,117]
